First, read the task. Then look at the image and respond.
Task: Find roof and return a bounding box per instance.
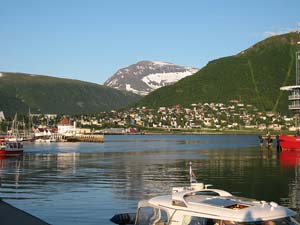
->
[146,187,295,222]
[280,85,300,91]
[58,117,73,126]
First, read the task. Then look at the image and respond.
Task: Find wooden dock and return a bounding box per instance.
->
[66,134,104,143]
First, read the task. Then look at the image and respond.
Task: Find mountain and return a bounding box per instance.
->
[104,61,198,95]
[138,32,300,114]
[0,72,140,116]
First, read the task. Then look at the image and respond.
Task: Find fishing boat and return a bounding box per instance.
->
[279,45,300,151]
[0,139,24,156]
[279,135,300,151]
[111,162,298,225]
[0,113,24,157]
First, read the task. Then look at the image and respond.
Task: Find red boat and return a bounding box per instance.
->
[279,49,300,151]
[0,139,24,157]
[279,135,300,151]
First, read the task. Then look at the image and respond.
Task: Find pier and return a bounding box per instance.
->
[65,134,104,143]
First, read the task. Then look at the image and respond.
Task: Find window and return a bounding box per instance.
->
[182,216,210,225]
[135,206,169,225]
[181,217,300,225]
[158,210,168,225]
[182,217,235,225]
[237,217,300,225]
[136,206,156,225]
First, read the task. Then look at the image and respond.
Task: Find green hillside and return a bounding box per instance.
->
[139,32,300,114]
[0,72,140,116]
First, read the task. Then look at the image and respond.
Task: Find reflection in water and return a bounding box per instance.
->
[280,151,300,213]
[0,135,299,224]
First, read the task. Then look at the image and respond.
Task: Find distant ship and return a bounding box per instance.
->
[279,44,300,151]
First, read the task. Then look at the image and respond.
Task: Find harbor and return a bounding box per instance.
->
[0,134,299,225]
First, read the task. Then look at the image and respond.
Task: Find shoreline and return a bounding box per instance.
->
[105,129,289,136]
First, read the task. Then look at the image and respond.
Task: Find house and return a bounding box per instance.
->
[57,117,76,136]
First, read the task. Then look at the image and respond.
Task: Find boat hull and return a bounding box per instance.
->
[0,139,24,157]
[279,135,300,151]
[280,151,300,166]
[0,149,23,156]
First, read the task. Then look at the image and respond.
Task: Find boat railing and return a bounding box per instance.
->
[289,105,300,110]
[289,94,300,100]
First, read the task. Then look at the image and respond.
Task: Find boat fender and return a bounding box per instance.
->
[110,213,136,225]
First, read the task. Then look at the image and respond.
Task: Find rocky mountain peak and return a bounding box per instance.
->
[104,61,198,95]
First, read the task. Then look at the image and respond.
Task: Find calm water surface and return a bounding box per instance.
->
[0,134,299,224]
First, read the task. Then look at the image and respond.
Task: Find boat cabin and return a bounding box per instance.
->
[111,162,298,225]
[112,183,298,225]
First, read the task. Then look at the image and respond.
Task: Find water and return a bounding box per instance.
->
[0,134,299,224]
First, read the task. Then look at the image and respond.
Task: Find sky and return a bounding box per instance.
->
[0,0,300,84]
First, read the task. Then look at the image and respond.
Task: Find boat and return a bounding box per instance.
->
[0,139,24,156]
[279,135,300,151]
[111,162,299,225]
[0,113,24,157]
[279,46,300,151]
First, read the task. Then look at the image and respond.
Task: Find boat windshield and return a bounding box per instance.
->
[135,206,168,225]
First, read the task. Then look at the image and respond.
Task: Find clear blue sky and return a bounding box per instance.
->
[0,0,299,84]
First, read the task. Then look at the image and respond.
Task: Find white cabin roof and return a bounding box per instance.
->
[145,186,295,222]
[280,85,300,91]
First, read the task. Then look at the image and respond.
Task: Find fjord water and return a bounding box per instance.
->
[0,135,299,225]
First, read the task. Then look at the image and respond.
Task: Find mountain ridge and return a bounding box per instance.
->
[0,72,140,116]
[138,32,300,114]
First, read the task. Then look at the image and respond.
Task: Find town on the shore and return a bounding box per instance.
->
[0,100,296,136]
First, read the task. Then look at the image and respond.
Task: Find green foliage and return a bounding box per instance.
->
[139,32,300,115]
[0,73,141,116]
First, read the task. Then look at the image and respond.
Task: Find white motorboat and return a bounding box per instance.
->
[111,162,298,225]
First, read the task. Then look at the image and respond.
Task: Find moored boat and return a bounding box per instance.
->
[279,135,300,151]
[111,162,298,225]
[0,139,24,156]
[279,45,300,151]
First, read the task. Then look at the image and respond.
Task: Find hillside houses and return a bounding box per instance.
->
[0,100,294,133]
[72,101,292,132]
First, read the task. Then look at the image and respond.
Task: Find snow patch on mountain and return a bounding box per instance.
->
[104,61,199,95]
[142,70,198,90]
[125,84,148,95]
[152,61,173,66]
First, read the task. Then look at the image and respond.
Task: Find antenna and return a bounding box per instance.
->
[189,161,197,185]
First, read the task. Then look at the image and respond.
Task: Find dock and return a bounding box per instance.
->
[0,200,50,225]
[65,134,104,142]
